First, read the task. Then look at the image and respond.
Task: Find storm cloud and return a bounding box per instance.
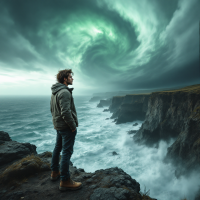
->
[0,0,199,95]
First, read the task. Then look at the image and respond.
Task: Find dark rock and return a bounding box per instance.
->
[0,131,12,141]
[97,103,103,108]
[89,96,102,102]
[127,130,137,134]
[0,141,37,166]
[103,109,109,112]
[78,168,85,172]
[37,151,52,158]
[90,187,131,200]
[10,186,15,190]
[5,191,24,200]
[86,178,93,183]
[105,118,109,120]
[112,151,118,155]
[195,188,200,200]
[97,99,112,107]
[40,163,50,171]
[112,118,117,123]
[109,94,150,124]
[133,123,138,126]
[133,85,200,174]
[109,96,125,113]
[89,184,97,189]
[94,167,140,194]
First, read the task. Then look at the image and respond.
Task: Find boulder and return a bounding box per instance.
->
[0,140,37,166]
[0,131,12,142]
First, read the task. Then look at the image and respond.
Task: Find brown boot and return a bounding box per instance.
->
[59,178,82,191]
[51,171,60,181]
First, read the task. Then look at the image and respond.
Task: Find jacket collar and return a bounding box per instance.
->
[66,87,74,94]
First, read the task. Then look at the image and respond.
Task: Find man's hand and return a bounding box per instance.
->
[72,128,76,132]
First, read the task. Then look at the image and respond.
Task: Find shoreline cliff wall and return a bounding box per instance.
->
[109,94,150,124]
[134,85,200,172]
[105,84,200,174]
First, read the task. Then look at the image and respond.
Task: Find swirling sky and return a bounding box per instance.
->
[0,0,199,95]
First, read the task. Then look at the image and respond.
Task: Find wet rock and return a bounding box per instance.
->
[89,96,102,102]
[90,187,131,200]
[133,123,138,126]
[0,131,12,141]
[105,118,109,120]
[112,151,118,155]
[103,109,109,112]
[78,168,85,172]
[97,103,103,108]
[127,130,137,134]
[112,118,117,123]
[97,99,112,107]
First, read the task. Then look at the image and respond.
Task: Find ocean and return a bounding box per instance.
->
[0,95,199,200]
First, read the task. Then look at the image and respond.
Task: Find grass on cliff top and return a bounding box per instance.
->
[0,154,50,186]
[154,84,200,94]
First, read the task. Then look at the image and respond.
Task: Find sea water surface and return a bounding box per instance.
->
[0,95,199,200]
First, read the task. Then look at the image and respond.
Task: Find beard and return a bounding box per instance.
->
[67,81,72,85]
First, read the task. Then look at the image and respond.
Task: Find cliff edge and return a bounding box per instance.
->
[0,131,156,200]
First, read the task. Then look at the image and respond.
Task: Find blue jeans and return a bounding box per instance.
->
[51,127,77,180]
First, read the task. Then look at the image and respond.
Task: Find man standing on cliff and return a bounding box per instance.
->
[50,69,82,191]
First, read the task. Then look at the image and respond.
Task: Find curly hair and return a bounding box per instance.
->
[56,69,74,83]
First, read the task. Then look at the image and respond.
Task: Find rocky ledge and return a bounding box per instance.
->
[0,131,156,200]
[0,131,37,167]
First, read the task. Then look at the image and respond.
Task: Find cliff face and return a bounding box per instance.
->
[109,96,124,112]
[106,84,200,173]
[109,94,150,124]
[97,98,112,107]
[133,85,200,172]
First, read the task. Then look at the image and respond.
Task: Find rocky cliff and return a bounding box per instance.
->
[97,98,112,107]
[132,84,200,173]
[0,131,156,200]
[105,84,200,175]
[109,94,150,124]
[0,131,37,166]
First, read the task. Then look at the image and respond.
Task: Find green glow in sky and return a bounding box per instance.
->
[0,0,199,95]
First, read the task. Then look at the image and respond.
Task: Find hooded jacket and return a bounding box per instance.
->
[50,83,78,130]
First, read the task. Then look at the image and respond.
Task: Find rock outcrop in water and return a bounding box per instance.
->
[89,96,102,102]
[109,94,150,124]
[0,131,156,200]
[97,98,112,107]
